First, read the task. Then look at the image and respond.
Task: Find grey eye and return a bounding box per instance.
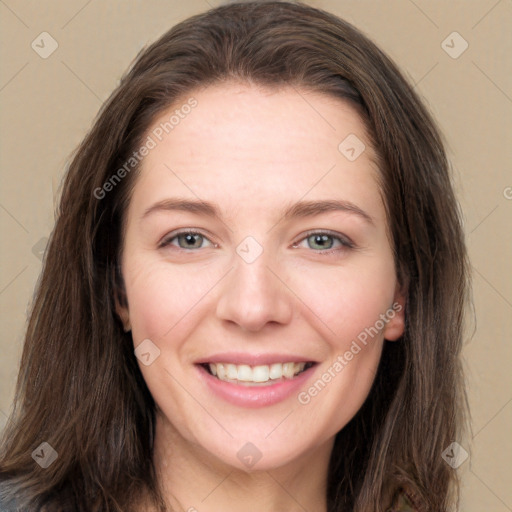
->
[307,234,335,250]
[176,233,205,249]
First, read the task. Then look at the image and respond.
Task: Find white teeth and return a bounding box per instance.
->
[237,365,252,381]
[252,365,270,382]
[282,362,295,378]
[226,364,238,380]
[269,363,282,379]
[206,361,308,384]
[216,363,226,380]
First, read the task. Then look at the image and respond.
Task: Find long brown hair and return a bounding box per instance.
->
[0,2,470,510]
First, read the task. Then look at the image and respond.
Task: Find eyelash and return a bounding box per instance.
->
[159,229,355,255]
[293,229,355,253]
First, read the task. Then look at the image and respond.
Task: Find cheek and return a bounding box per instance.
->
[288,256,397,348]
[291,260,396,431]
[123,257,222,342]
[124,262,175,338]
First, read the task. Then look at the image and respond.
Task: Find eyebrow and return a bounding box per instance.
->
[142,197,374,225]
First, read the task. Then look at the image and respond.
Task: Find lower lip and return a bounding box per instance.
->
[196,364,316,408]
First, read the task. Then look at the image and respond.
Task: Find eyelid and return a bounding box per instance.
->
[159,228,217,249]
[159,228,355,252]
[293,229,355,252]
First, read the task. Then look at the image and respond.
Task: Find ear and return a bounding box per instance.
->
[115,293,131,333]
[113,266,131,332]
[383,283,406,342]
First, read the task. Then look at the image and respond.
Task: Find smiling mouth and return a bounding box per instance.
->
[201,361,316,386]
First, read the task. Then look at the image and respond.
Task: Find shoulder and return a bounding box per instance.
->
[0,493,20,512]
[0,478,29,512]
[387,487,424,512]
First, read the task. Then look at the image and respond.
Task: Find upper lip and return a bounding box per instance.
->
[195,352,317,366]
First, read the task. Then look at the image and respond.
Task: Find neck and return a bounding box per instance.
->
[151,413,333,512]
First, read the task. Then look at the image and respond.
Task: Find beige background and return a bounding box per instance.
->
[0,0,510,509]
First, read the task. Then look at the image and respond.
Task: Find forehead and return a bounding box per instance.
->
[128,82,384,225]
[158,82,377,163]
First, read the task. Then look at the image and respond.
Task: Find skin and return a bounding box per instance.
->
[116,82,405,512]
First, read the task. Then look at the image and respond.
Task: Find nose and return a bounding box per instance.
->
[215,248,294,333]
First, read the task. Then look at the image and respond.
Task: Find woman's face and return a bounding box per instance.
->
[117,83,405,471]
